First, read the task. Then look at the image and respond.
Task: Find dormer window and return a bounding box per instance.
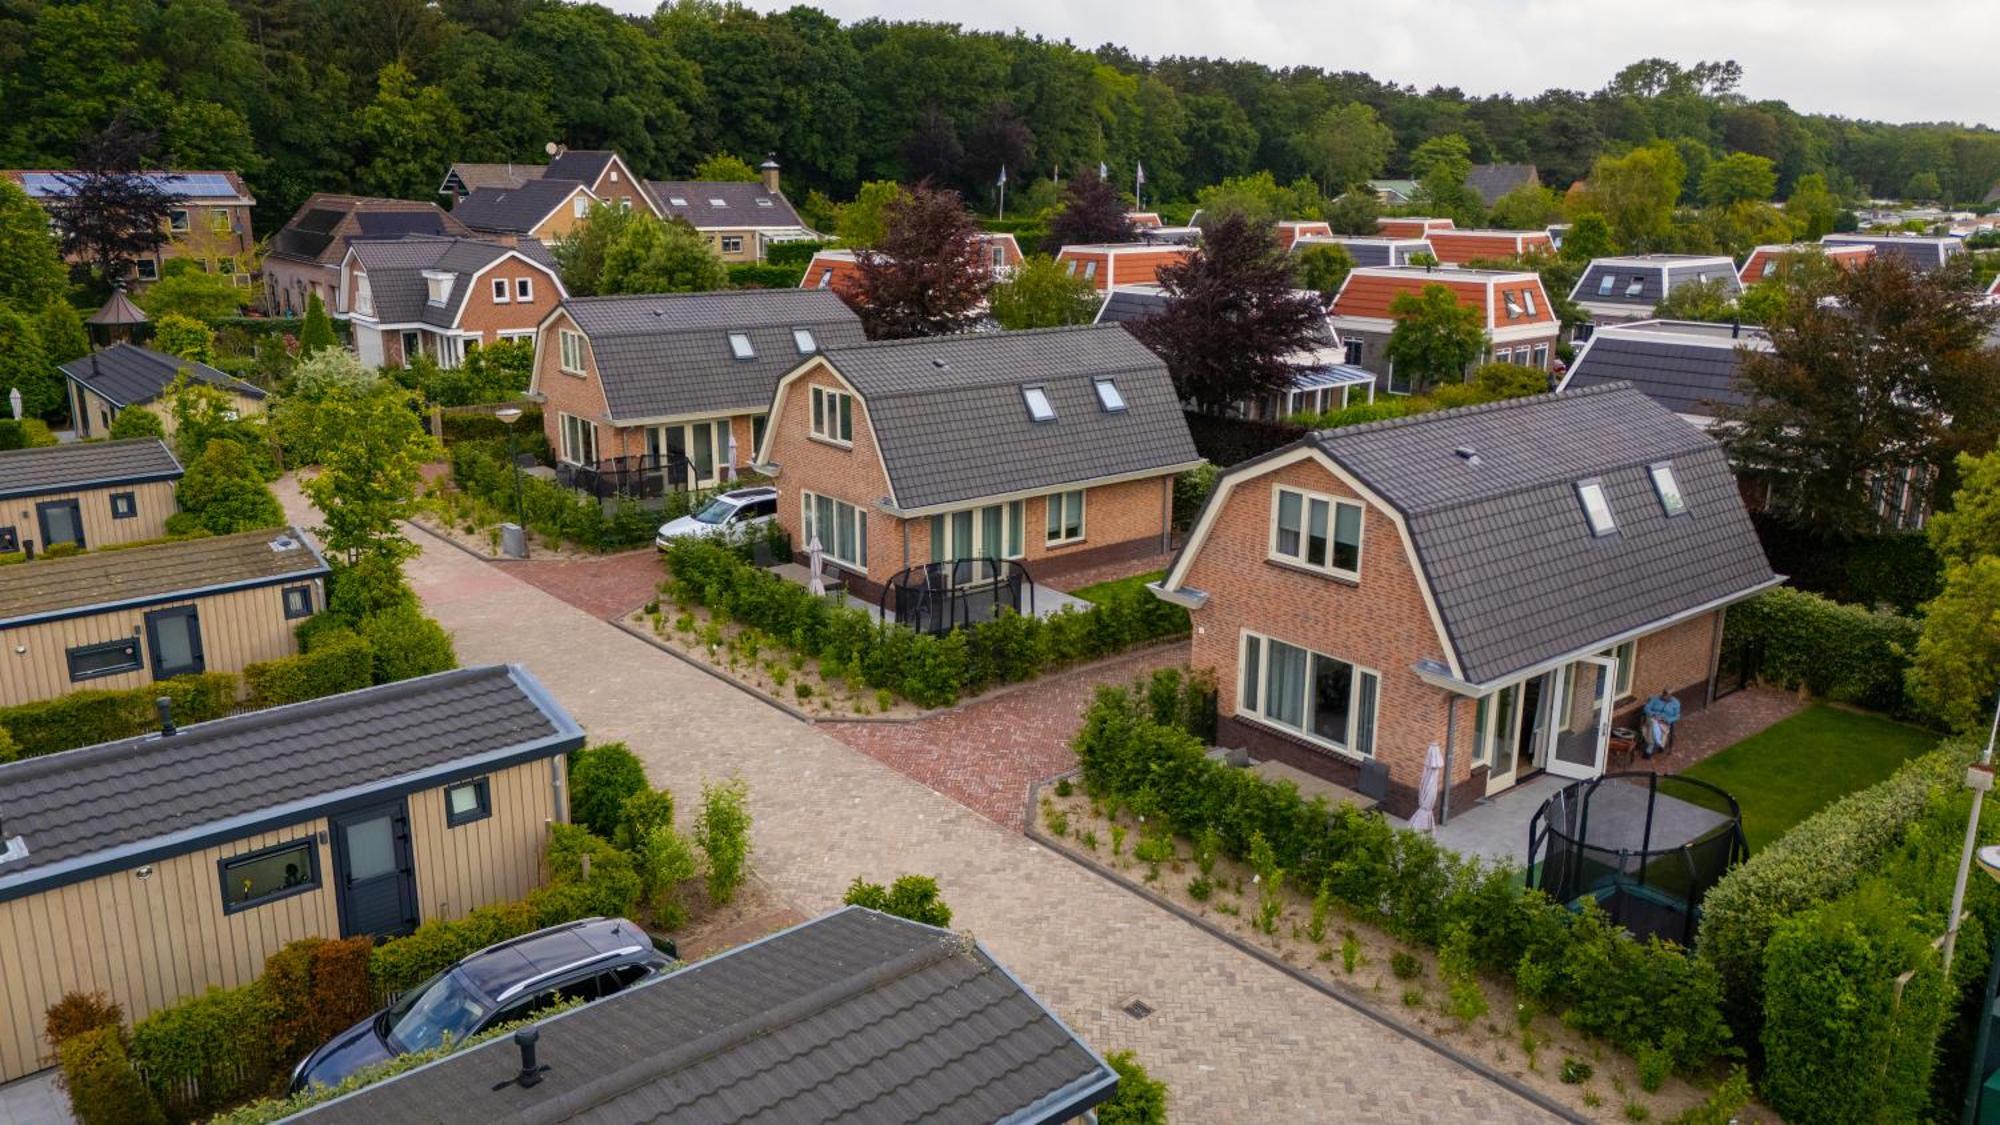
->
[1082,261,1098,281]
[1022,386,1055,422]
[728,332,754,359]
[1624,275,1645,298]
[1761,260,1778,278]
[1093,377,1126,412]
[1649,462,1687,516]
[1576,479,1617,536]
[1503,291,1523,319]
[424,270,455,306]
[816,270,832,289]
[792,328,817,354]
[1596,274,1615,296]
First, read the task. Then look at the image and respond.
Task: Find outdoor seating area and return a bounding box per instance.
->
[768,557,1092,628]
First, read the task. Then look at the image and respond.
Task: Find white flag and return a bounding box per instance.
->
[1135,161,1146,187]
[997,164,1007,186]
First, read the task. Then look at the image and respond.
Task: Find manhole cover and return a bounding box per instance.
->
[1121,999,1154,1020]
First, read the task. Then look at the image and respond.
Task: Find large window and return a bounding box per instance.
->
[1270,486,1362,578]
[67,638,141,682]
[1599,640,1637,699]
[1045,490,1085,545]
[559,412,598,466]
[1238,632,1380,756]
[558,329,587,374]
[810,386,853,444]
[931,501,1026,562]
[218,839,319,914]
[803,492,867,569]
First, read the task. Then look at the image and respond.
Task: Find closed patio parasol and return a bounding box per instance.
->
[1409,742,1444,833]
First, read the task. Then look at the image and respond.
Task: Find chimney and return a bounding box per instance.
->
[759,154,781,195]
[156,696,176,737]
[512,1028,546,1088]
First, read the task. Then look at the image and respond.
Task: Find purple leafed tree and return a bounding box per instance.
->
[45,116,183,286]
[851,182,994,340]
[1044,167,1135,252]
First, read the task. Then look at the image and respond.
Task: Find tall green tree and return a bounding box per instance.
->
[1699,152,1778,207]
[1488,183,1562,230]
[1910,445,2000,733]
[299,293,337,356]
[834,180,907,248]
[138,268,242,322]
[33,301,88,366]
[0,308,57,420]
[0,180,67,312]
[1323,189,1381,236]
[552,203,640,297]
[298,381,441,564]
[598,215,729,295]
[1409,134,1483,226]
[1294,103,1392,197]
[1573,141,1685,252]
[1294,242,1355,299]
[175,437,285,534]
[1385,284,1487,392]
[988,255,1100,330]
[1784,173,1841,240]
[692,153,760,182]
[153,314,216,362]
[352,63,463,201]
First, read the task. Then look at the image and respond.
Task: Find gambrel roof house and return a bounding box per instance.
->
[1329,265,1560,389]
[439,149,656,216]
[1568,254,1740,327]
[799,234,1024,297]
[340,236,566,369]
[1054,242,1197,292]
[450,180,598,242]
[1557,319,1765,427]
[1291,235,1433,269]
[1738,242,1872,285]
[265,194,475,316]
[1821,232,1964,271]
[1425,228,1555,265]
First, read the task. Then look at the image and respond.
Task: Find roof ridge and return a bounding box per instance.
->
[1314,381,1633,443]
[823,323,1112,355]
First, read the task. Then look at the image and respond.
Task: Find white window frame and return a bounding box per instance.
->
[1022,386,1055,422]
[1522,289,1538,316]
[1532,343,1549,369]
[558,329,587,374]
[169,208,190,233]
[515,277,534,303]
[1576,479,1617,537]
[354,275,375,318]
[1236,630,1381,758]
[1494,347,1512,365]
[1599,640,1638,700]
[572,196,589,218]
[558,412,598,466]
[1269,485,1363,579]
[791,328,817,354]
[1045,490,1086,545]
[1649,461,1687,516]
[1503,290,1523,319]
[728,332,754,359]
[721,236,744,254]
[1624,275,1645,298]
[801,491,868,570]
[810,385,853,445]
[491,277,510,303]
[1093,377,1126,412]
[1596,274,1615,296]
[816,270,833,289]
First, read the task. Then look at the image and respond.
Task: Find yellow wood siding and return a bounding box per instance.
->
[407,759,558,923]
[0,479,177,550]
[0,581,319,706]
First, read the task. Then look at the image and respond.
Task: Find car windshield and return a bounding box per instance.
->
[384,969,489,1053]
[692,498,739,525]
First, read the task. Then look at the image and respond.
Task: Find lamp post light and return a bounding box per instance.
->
[1942,689,2000,979]
[494,406,527,559]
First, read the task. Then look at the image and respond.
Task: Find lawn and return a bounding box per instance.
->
[1068,569,1166,605]
[1680,703,1938,851]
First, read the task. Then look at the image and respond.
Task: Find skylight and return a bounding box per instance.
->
[793,328,817,354]
[756,198,774,207]
[1624,275,1645,298]
[709,198,728,208]
[1093,377,1126,412]
[669,196,688,207]
[1522,289,1538,316]
[1649,462,1687,516]
[1023,386,1055,422]
[728,332,754,359]
[1596,275,1615,296]
[1576,480,1617,536]
[1503,291,1523,319]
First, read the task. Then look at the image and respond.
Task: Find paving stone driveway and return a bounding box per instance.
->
[392,528,1555,1122]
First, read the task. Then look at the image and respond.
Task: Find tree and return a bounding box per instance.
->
[1130,216,1326,413]
[153,314,216,363]
[1385,284,1488,391]
[33,301,88,365]
[298,381,441,564]
[1905,171,1942,202]
[1323,189,1381,236]
[1652,277,1739,322]
[988,255,1100,330]
[1195,171,1302,229]
[850,184,992,339]
[1718,257,2000,536]
[1045,168,1134,251]
[136,269,242,322]
[107,406,164,440]
[175,437,285,534]
[1703,200,1794,258]
[352,63,463,201]
[1699,152,1778,207]
[1295,103,1392,197]
[1409,134,1484,226]
[1488,183,1562,230]
[0,308,59,420]
[552,202,640,297]
[1294,242,1355,299]
[42,118,181,285]
[598,215,729,295]
[834,180,908,249]
[842,874,952,927]
[1911,444,2000,734]
[168,377,272,470]
[0,180,68,312]
[1572,142,1685,252]
[299,293,337,356]
[692,153,760,182]
[1785,173,1841,241]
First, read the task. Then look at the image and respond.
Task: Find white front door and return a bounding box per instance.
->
[1547,655,1619,780]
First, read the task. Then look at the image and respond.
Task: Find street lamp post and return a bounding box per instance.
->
[1942,688,2000,979]
[495,406,527,559]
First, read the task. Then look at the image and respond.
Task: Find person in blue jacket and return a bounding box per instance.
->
[1641,689,1681,757]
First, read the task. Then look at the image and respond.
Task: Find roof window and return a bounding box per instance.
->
[709,198,728,208]
[1093,377,1126,412]
[756,198,774,207]
[792,328,817,354]
[1576,480,1617,537]
[1023,386,1056,422]
[1596,274,1615,296]
[1503,291,1523,319]
[669,196,688,207]
[1522,289,1538,316]
[728,332,754,359]
[1624,275,1645,298]
[1649,462,1687,516]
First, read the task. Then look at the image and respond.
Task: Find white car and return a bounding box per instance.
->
[656,487,780,548]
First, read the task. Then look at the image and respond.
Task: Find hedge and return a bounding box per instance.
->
[58,1026,166,1125]
[438,406,547,450]
[727,262,806,289]
[1750,514,1942,615]
[663,536,1189,708]
[1721,586,1925,717]
[128,981,276,1119]
[1074,677,1732,1072]
[570,742,648,838]
[0,673,237,760]
[450,439,669,552]
[243,630,375,708]
[764,239,837,267]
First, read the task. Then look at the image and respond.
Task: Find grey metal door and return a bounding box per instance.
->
[143,604,206,679]
[332,802,418,941]
[35,499,83,550]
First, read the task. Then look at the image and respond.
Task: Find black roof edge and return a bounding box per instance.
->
[0,530,332,630]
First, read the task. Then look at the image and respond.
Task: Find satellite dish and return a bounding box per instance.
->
[544,142,560,156]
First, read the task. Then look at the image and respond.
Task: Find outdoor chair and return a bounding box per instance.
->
[1357,758,1390,804]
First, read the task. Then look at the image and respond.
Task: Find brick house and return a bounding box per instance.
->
[440,149,657,216]
[1425,228,1555,265]
[4,170,255,291]
[265,195,473,317]
[340,237,566,368]
[1055,243,1197,292]
[1738,242,1871,286]
[1375,217,1455,240]
[60,344,266,442]
[528,289,866,489]
[1568,254,1739,337]
[1274,220,1333,251]
[755,325,1201,597]
[1329,265,1559,393]
[449,179,598,244]
[647,161,816,264]
[1151,384,1779,818]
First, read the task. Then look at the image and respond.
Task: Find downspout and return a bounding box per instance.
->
[1160,475,1173,553]
[1703,606,1727,708]
[549,753,569,824]
[1438,694,1458,826]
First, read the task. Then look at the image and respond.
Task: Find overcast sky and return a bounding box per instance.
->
[700,0,1994,127]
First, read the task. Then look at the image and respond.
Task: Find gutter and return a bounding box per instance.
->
[1145,580,1207,610]
[872,460,1208,519]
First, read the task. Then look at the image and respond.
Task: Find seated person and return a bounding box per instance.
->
[1640,689,1681,757]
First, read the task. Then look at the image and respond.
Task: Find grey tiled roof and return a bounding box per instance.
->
[1570,256,1740,310]
[294,907,1116,1125]
[1563,321,1763,417]
[1821,233,1962,271]
[646,180,804,229]
[1094,286,1171,325]
[451,179,581,235]
[0,666,575,898]
[268,195,473,266]
[1466,163,1539,206]
[350,237,532,327]
[1297,237,1432,268]
[59,343,267,408]
[0,438,180,501]
[541,150,617,186]
[565,290,865,421]
[442,162,544,194]
[0,527,326,625]
[1306,383,1777,684]
[824,325,1201,511]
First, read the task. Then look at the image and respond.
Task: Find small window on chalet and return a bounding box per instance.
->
[1093,378,1126,412]
[219,839,319,914]
[445,778,492,827]
[792,328,817,354]
[109,492,137,520]
[728,333,755,359]
[67,638,141,682]
[1649,462,1687,516]
[1596,274,1616,296]
[282,584,314,620]
[1576,479,1617,537]
[1082,261,1098,281]
[1022,386,1056,422]
[1624,275,1645,298]
[1761,259,1778,278]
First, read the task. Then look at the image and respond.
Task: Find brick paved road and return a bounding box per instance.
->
[385,527,1555,1123]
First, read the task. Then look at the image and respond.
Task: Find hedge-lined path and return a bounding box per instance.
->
[385,513,1557,1122]
[821,644,1185,829]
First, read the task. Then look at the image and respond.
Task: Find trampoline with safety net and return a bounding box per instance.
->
[1526,772,1747,948]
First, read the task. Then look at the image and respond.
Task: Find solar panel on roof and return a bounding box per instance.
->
[356,212,447,237]
[296,208,344,235]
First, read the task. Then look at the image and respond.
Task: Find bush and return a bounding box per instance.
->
[45,991,122,1057]
[1722,586,1924,717]
[58,1026,166,1125]
[727,262,806,289]
[356,605,458,683]
[1751,515,1942,614]
[323,556,418,626]
[128,981,275,1118]
[368,899,540,997]
[108,408,165,440]
[438,406,546,450]
[638,826,700,928]
[0,672,237,759]
[262,938,375,1067]
[1098,1050,1168,1124]
[843,874,953,927]
[175,438,286,534]
[243,629,375,707]
[615,788,676,850]
[569,743,649,838]
[695,778,753,905]
[1173,461,1217,528]
[537,822,643,921]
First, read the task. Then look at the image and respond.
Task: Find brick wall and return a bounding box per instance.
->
[457,259,562,345]
[1624,609,1721,718]
[533,309,614,461]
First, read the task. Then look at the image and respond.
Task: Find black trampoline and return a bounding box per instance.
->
[1526,772,1748,948]
[880,558,1034,636]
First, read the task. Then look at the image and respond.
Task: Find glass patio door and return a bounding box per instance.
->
[1482,683,1524,794]
[1549,655,1619,780]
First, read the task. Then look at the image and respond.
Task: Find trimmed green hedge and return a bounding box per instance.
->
[765,239,837,267]
[1722,586,1925,717]
[727,262,806,289]
[1075,677,1732,1072]
[243,630,375,708]
[438,406,547,452]
[0,674,237,760]
[663,537,1188,708]
[59,1026,165,1125]
[449,439,668,551]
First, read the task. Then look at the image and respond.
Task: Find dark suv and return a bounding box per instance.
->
[289,916,674,1093]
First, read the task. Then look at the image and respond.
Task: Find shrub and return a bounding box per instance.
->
[368,899,540,997]
[108,408,165,440]
[1722,586,1924,717]
[695,778,753,905]
[1098,1050,1168,1124]
[262,937,375,1067]
[356,604,458,683]
[323,556,418,626]
[638,826,701,928]
[1559,1057,1593,1084]
[539,822,643,920]
[569,743,649,838]
[0,673,238,759]
[128,981,276,1117]
[45,991,122,1057]
[615,788,676,851]
[176,438,287,534]
[438,407,545,449]
[243,629,374,707]
[1390,951,1423,980]
[58,1026,165,1125]
[843,874,953,927]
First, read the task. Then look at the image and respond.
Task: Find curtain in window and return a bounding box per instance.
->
[1309,653,1353,745]
[1275,490,1302,556]
[1355,673,1378,757]
[1306,497,1330,567]
[1265,640,1307,729]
